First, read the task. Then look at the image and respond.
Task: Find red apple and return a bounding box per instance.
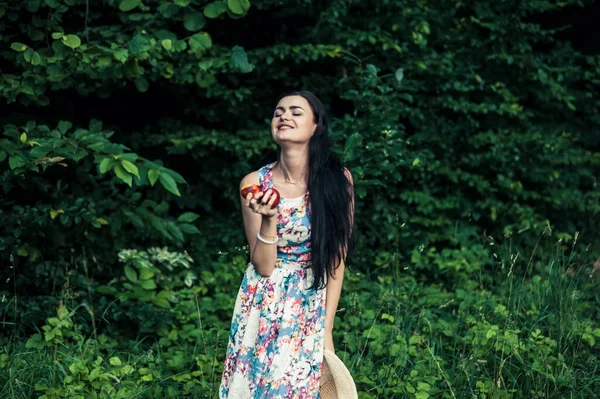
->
[265,188,280,208]
[240,184,260,199]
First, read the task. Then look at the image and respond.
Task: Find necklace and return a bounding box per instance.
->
[275,165,306,186]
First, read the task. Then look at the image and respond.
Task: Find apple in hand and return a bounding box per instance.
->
[240,184,260,199]
[265,188,280,209]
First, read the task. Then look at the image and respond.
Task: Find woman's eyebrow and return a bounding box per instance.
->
[275,106,305,112]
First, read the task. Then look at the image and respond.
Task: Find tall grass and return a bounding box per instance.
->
[1,231,598,398]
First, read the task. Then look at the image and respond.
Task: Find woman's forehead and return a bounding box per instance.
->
[276,95,310,109]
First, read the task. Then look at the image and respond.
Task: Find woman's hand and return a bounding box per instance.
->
[244,189,279,219]
[324,330,335,352]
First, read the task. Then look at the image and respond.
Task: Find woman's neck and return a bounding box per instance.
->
[276,149,309,184]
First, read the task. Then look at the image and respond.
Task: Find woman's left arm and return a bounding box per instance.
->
[324,168,354,352]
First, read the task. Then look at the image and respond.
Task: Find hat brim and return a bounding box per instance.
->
[320,350,358,399]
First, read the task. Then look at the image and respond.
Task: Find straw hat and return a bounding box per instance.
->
[320,350,358,399]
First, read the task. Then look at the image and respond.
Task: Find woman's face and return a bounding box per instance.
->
[271,95,318,145]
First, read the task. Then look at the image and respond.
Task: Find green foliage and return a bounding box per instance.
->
[2,243,599,398]
[1,0,599,397]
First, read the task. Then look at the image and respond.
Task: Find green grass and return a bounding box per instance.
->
[1,233,599,399]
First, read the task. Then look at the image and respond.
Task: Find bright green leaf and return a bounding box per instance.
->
[148,169,160,186]
[161,39,173,50]
[227,0,250,15]
[140,280,157,290]
[114,164,133,187]
[109,357,122,366]
[159,173,181,196]
[31,51,42,65]
[51,32,63,39]
[20,133,27,143]
[62,34,82,49]
[139,268,154,280]
[113,48,129,63]
[11,42,27,52]
[50,209,64,220]
[96,218,109,225]
[204,1,227,18]
[99,158,115,174]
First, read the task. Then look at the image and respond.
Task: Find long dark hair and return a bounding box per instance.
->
[274,91,355,290]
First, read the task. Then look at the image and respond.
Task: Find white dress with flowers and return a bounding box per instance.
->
[219,162,325,399]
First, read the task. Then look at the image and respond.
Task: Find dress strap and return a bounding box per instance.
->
[258,162,275,191]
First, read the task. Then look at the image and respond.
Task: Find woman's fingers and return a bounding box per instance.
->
[245,189,277,216]
[261,189,272,206]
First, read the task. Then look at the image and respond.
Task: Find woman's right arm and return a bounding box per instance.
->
[240,172,278,277]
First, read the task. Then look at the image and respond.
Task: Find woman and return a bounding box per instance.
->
[219,91,355,398]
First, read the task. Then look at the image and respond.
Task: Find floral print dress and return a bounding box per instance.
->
[219,162,325,399]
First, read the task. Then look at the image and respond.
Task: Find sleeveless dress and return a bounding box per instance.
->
[219,162,326,399]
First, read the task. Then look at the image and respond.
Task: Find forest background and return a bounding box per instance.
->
[1,0,599,398]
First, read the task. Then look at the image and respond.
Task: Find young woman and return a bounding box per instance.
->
[219,91,355,398]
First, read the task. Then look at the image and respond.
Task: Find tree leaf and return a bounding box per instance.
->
[152,298,171,309]
[113,48,129,63]
[124,266,138,283]
[189,32,212,53]
[20,133,27,143]
[114,163,133,187]
[62,34,81,49]
[140,279,157,290]
[128,34,150,55]
[184,12,206,31]
[174,0,192,5]
[134,77,149,93]
[11,42,27,52]
[230,45,253,73]
[31,51,42,65]
[177,212,200,223]
[179,223,201,234]
[50,209,64,220]
[227,0,250,15]
[24,48,34,62]
[139,268,154,280]
[109,357,122,366]
[99,158,115,174]
[9,156,25,170]
[119,0,141,12]
[161,39,173,51]
[204,1,227,18]
[57,121,72,133]
[395,67,404,83]
[148,169,160,186]
[159,173,181,196]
